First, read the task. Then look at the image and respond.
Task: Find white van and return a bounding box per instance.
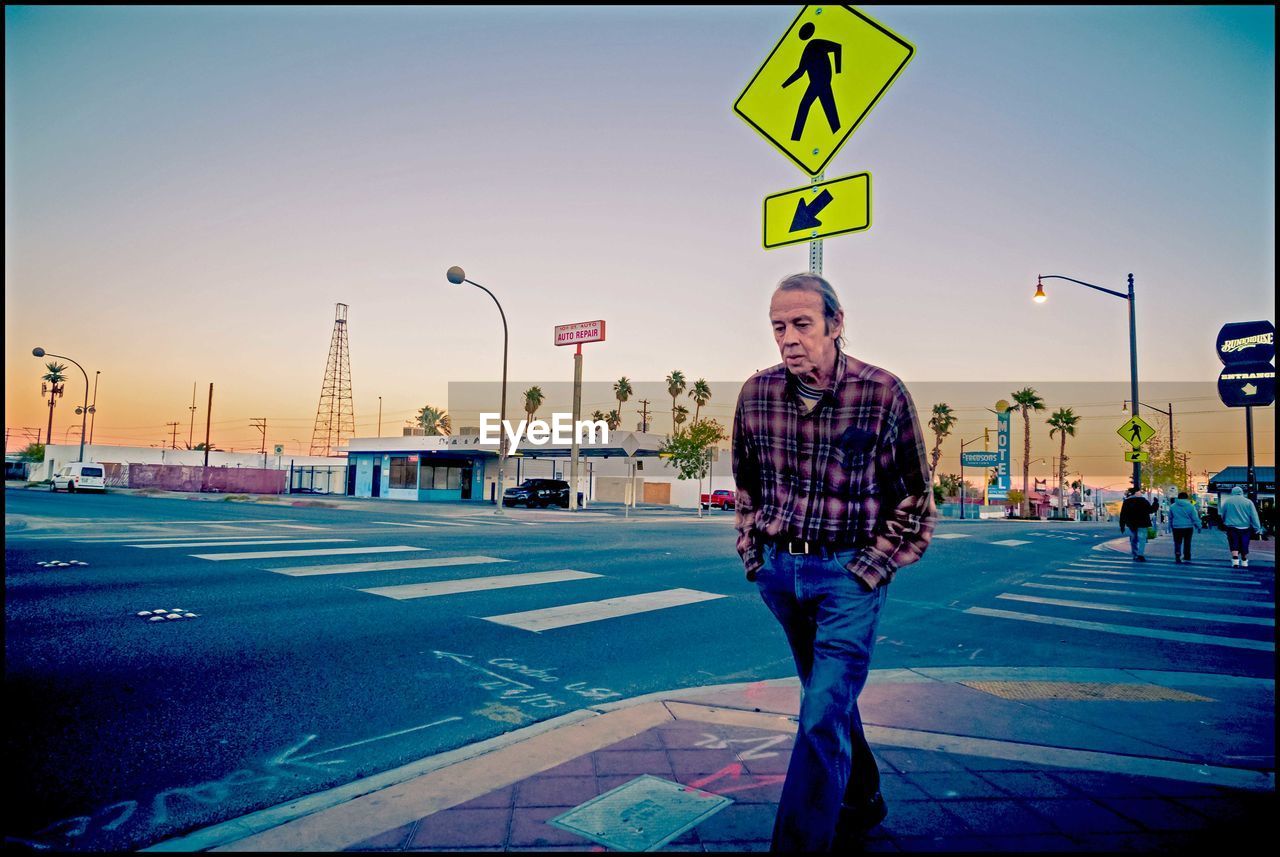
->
[51,463,107,493]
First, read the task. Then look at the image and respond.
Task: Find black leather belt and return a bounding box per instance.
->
[772,537,857,556]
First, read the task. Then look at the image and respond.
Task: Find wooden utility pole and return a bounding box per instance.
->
[638,399,651,433]
[166,422,180,449]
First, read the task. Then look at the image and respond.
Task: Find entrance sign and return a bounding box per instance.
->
[961,450,1000,468]
[1216,320,1275,365]
[763,173,870,248]
[1218,361,1276,408]
[555,320,606,347]
[1123,449,1149,464]
[1116,415,1156,448]
[733,5,915,176]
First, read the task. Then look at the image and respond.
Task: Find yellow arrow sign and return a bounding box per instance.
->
[733,6,915,176]
[1123,449,1149,463]
[1116,415,1157,447]
[764,173,870,248]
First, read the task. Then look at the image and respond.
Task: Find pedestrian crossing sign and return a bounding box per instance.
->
[733,5,915,176]
[1116,415,1156,448]
[1123,449,1149,463]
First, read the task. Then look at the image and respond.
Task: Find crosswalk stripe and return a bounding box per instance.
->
[1060,566,1262,586]
[1022,583,1273,608]
[1043,574,1271,594]
[996,593,1274,626]
[78,532,296,543]
[372,521,441,529]
[991,540,1031,547]
[129,539,352,549]
[964,607,1274,652]
[933,534,971,540]
[410,519,475,528]
[269,555,510,577]
[269,524,329,530]
[191,545,425,561]
[1076,558,1269,579]
[482,588,727,632]
[361,569,601,600]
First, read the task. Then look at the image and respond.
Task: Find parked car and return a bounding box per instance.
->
[701,489,736,510]
[50,462,106,493]
[504,478,573,508]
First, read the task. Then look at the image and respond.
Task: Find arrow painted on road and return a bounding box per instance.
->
[434,650,534,689]
[1242,383,1258,396]
[790,189,834,232]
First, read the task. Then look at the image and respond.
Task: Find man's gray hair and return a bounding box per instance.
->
[775,273,845,350]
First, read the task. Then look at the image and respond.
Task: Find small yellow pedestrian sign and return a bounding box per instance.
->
[1123,449,1149,463]
[1116,415,1156,447]
[733,6,915,176]
[764,173,870,248]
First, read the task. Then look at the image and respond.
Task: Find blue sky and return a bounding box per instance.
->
[5,5,1274,464]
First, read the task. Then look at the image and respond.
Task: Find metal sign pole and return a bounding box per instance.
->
[1245,405,1257,507]
[570,344,583,510]
[809,172,824,274]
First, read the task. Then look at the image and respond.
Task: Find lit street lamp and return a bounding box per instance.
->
[447,266,509,515]
[1033,273,1140,491]
[33,347,89,463]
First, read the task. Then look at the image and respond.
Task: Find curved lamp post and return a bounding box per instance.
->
[446,266,509,515]
[33,347,89,463]
[1033,273,1140,490]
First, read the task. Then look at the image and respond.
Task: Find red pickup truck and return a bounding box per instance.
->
[701,489,736,510]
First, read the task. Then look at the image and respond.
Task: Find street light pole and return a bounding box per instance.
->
[447,266,509,515]
[89,370,100,445]
[32,348,88,463]
[959,434,985,520]
[1035,273,1140,491]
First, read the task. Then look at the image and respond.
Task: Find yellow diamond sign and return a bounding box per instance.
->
[733,5,915,176]
[1116,415,1156,447]
[764,172,870,248]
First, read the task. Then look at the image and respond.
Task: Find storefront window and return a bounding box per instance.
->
[389,457,417,489]
[419,462,464,491]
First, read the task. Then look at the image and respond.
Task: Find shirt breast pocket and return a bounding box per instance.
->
[836,427,878,488]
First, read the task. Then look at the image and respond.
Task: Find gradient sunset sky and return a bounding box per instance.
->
[5,5,1274,480]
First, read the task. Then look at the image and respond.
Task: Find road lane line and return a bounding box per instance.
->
[996,593,1274,626]
[269,524,330,530]
[1060,567,1262,586]
[267,556,510,576]
[482,588,726,632]
[410,520,476,528]
[933,534,971,540]
[1043,575,1272,595]
[990,539,1031,547]
[192,546,425,561]
[371,522,441,529]
[130,539,353,549]
[78,533,299,543]
[1022,583,1273,608]
[361,569,602,600]
[964,607,1274,651]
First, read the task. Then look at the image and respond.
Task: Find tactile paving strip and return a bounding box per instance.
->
[959,681,1213,702]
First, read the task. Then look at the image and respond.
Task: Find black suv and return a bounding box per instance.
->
[503,478,571,508]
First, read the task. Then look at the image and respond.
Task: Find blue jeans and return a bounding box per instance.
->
[755,543,890,852]
[1126,526,1148,557]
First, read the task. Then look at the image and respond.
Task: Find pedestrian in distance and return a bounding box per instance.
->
[733,273,936,852]
[1168,491,1201,564]
[1119,487,1154,561]
[1220,486,1263,568]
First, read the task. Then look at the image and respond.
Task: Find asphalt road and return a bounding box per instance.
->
[5,488,1274,850]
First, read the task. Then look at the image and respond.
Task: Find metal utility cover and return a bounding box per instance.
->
[547,774,731,851]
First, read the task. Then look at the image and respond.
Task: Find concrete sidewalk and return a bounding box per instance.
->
[151,657,1276,852]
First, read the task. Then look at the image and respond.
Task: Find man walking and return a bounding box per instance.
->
[1167,491,1201,564]
[1220,486,1263,568]
[1119,487,1154,561]
[733,273,935,851]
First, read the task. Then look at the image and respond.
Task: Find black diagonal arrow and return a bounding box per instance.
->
[789,189,834,232]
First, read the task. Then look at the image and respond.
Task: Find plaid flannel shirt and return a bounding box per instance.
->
[732,351,936,590]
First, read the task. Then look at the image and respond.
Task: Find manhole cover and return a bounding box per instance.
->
[548,774,731,851]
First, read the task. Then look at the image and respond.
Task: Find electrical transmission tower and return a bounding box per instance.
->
[310,303,356,457]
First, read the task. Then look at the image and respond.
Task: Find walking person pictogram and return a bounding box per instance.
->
[782,23,843,141]
[1129,423,1143,444]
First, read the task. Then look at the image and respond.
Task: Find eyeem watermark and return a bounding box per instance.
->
[480,413,609,451]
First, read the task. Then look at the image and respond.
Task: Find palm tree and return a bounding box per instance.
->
[689,379,712,424]
[522,386,544,423]
[613,377,632,428]
[591,409,608,423]
[40,361,68,448]
[673,404,689,431]
[415,405,451,436]
[927,403,956,484]
[605,409,622,431]
[1011,387,1046,517]
[1047,407,1081,519]
[666,370,686,431]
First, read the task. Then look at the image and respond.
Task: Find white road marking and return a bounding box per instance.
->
[267,556,509,577]
[991,539,1031,547]
[372,521,440,529]
[78,533,298,543]
[1060,566,1262,586]
[269,524,330,530]
[933,533,971,540]
[361,569,601,600]
[964,607,1274,651]
[409,519,476,528]
[482,588,727,632]
[130,539,353,549]
[192,545,425,561]
[996,593,1274,626]
[1043,574,1270,594]
[1021,583,1273,608]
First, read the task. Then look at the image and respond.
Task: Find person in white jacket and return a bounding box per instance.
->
[1219,486,1263,568]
